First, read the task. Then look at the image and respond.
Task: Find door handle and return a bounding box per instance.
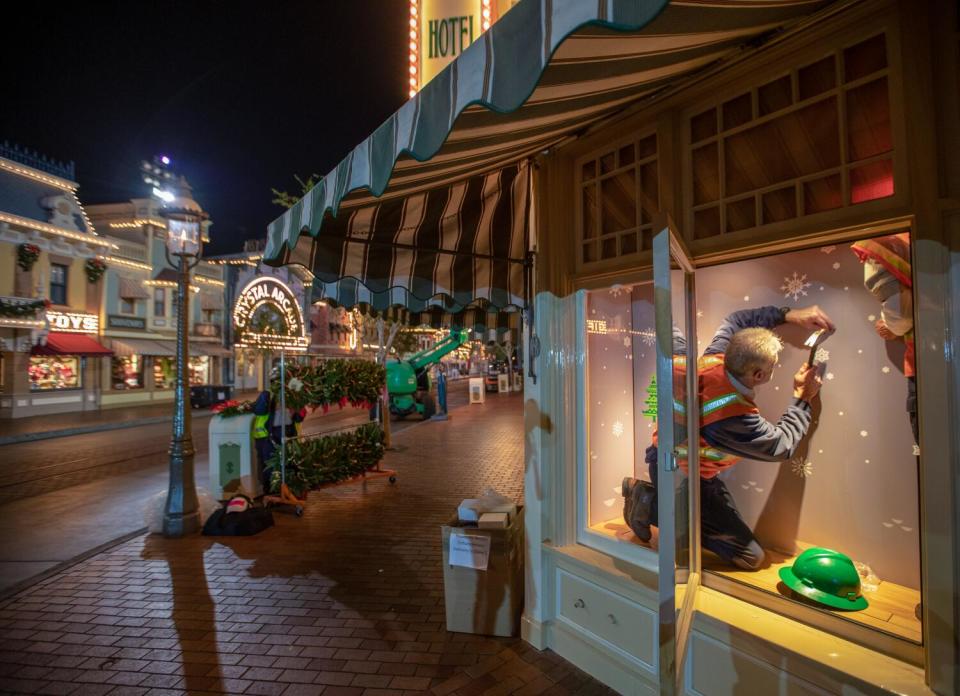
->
[573,598,585,609]
[664,450,678,472]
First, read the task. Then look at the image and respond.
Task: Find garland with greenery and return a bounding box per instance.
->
[271,359,385,413]
[265,423,385,495]
[84,257,107,283]
[0,297,49,318]
[16,243,41,271]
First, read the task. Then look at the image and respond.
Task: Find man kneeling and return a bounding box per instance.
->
[622,304,832,570]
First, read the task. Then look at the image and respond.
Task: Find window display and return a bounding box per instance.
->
[189,355,210,385]
[583,230,920,644]
[29,356,81,391]
[692,233,920,643]
[154,357,175,389]
[111,356,144,390]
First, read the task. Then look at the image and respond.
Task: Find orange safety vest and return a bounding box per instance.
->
[850,232,915,377]
[653,354,761,480]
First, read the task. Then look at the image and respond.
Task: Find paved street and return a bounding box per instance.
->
[0,379,476,597]
[0,390,613,696]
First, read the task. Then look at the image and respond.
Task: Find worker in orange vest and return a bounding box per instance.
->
[623,304,833,570]
[850,233,917,446]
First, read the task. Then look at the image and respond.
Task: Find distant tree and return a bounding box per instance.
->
[271,174,321,209]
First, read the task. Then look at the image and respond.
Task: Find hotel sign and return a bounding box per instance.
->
[46,310,99,334]
[420,0,485,87]
[233,277,309,352]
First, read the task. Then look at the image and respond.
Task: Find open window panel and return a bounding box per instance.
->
[578,223,698,580]
[694,229,921,653]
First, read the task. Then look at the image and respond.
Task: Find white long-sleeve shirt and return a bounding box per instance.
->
[863,260,913,336]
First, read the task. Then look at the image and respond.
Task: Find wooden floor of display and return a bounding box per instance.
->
[591,517,922,644]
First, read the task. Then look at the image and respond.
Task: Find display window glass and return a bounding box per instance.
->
[581,281,659,566]
[29,356,81,391]
[111,356,144,390]
[154,357,175,389]
[580,227,921,652]
[693,232,920,647]
[189,355,210,385]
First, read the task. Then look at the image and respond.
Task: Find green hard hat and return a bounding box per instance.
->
[778,547,868,611]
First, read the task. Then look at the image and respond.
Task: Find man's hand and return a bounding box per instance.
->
[874,318,896,340]
[793,363,823,403]
[785,305,835,331]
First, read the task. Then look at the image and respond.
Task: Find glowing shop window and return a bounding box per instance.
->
[29,356,81,391]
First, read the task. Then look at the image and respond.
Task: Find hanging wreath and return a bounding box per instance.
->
[0,297,50,318]
[84,257,107,283]
[16,243,41,271]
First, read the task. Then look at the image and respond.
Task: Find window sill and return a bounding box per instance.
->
[691,585,930,694]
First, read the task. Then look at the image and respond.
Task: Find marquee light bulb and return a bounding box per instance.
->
[409,18,416,28]
[409,65,416,75]
[409,53,417,63]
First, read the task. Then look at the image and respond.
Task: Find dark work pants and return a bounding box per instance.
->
[907,376,918,445]
[647,445,765,570]
[255,437,274,493]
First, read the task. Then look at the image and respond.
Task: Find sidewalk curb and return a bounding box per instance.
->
[0,411,215,446]
[0,527,149,605]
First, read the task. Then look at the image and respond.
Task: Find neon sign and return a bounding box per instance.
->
[232,277,309,352]
[46,310,99,334]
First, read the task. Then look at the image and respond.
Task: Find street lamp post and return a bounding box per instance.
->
[159,179,208,537]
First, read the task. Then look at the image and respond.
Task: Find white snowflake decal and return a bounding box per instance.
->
[821,245,837,254]
[792,460,814,478]
[781,272,812,302]
[623,336,631,347]
[612,421,624,438]
[814,347,830,364]
[696,310,704,318]
[638,329,656,346]
[832,262,840,270]
[609,284,627,297]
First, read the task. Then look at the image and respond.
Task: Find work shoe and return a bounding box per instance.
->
[622,477,655,542]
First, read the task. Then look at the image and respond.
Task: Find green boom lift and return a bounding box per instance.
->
[386,329,469,419]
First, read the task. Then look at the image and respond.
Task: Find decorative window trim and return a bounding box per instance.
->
[576,131,659,270]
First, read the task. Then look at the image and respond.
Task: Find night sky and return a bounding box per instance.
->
[0,1,408,255]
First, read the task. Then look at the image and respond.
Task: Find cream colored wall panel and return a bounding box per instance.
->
[101,391,151,406]
[0,244,15,296]
[553,621,657,696]
[557,568,656,670]
[687,632,833,696]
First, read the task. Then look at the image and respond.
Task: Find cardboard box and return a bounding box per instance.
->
[478,512,509,529]
[441,506,524,637]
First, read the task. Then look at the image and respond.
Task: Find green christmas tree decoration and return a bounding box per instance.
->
[642,374,658,421]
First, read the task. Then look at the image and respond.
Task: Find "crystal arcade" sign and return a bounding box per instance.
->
[232,277,308,352]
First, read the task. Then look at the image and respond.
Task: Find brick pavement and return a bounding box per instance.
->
[0,393,616,696]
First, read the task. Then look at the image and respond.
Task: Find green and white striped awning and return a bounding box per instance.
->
[321,298,522,335]
[265,0,831,312]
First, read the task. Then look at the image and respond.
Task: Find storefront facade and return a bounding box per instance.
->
[86,194,229,409]
[0,144,114,418]
[521,2,958,694]
[211,248,311,392]
[263,1,959,692]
